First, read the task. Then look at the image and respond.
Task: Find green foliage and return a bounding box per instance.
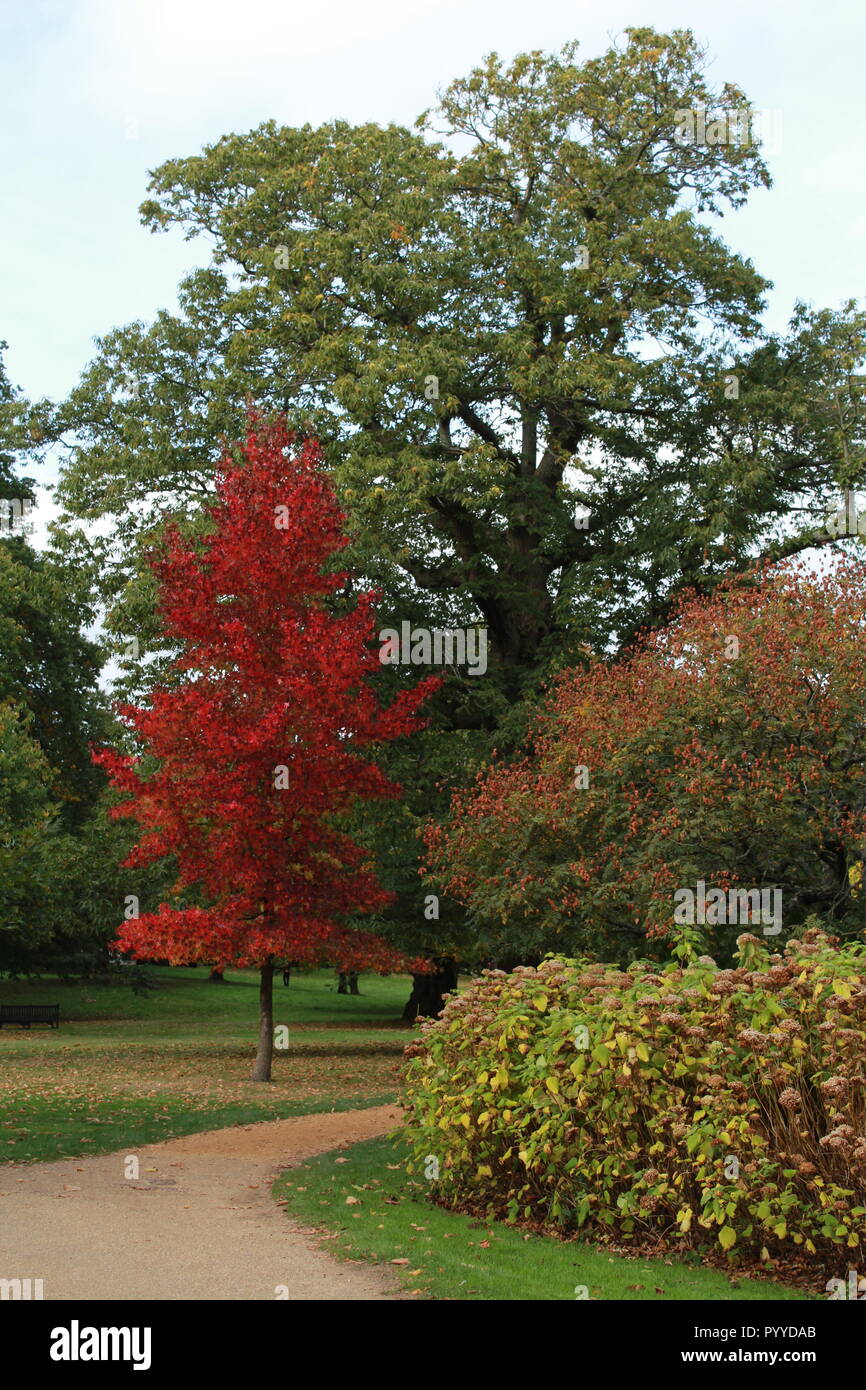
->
[0,542,108,826]
[403,926,866,1263]
[0,341,35,503]
[0,701,59,957]
[0,340,109,829]
[32,30,861,703]
[0,768,175,979]
[21,34,866,960]
[0,339,143,975]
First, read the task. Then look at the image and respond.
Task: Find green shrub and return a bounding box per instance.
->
[402,927,866,1262]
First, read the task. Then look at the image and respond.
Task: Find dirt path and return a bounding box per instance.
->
[0,1104,405,1300]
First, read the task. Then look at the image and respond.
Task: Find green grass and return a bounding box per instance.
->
[1,1090,397,1166]
[0,966,411,1164]
[275,1135,813,1301]
[0,964,411,1030]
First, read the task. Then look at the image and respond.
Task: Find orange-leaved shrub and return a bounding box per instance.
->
[402,927,866,1261]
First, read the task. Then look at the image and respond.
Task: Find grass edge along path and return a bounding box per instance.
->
[1,1091,398,1167]
[0,966,411,1165]
[273,1134,812,1302]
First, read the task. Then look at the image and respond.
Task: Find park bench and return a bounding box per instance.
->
[0,1004,60,1029]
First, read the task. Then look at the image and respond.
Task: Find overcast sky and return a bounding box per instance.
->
[1,0,863,405]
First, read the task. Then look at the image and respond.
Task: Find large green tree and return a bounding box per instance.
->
[22,30,866,986]
[33,30,864,699]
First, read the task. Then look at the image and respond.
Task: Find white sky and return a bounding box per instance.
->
[1,0,864,470]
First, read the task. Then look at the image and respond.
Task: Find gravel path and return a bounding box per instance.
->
[0,1104,405,1300]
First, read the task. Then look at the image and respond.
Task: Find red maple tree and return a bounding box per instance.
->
[94,418,437,1079]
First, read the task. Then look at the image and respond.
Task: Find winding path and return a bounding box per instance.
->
[0,1104,405,1300]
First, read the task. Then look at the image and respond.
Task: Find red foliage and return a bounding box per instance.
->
[425,557,866,957]
[94,418,438,974]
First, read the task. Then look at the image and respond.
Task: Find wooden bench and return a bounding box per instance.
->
[0,1004,60,1029]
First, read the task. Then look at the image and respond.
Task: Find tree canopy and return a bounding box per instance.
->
[19,29,866,975]
[35,29,864,715]
[425,558,866,964]
[94,419,437,1075]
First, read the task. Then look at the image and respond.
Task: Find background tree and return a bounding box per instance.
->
[0,543,108,827]
[0,343,137,977]
[0,340,37,510]
[23,31,866,997]
[425,558,866,964]
[33,32,864,690]
[1,339,108,826]
[94,419,436,1080]
[0,701,59,968]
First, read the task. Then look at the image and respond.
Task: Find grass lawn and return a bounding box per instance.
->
[275,1135,814,1302]
[0,966,410,1163]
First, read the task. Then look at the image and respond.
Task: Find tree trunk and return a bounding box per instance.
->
[348,971,360,995]
[337,971,348,994]
[208,965,225,981]
[402,957,458,1022]
[251,957,275,1082]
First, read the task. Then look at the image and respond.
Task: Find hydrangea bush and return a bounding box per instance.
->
[402,928,866,1261]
